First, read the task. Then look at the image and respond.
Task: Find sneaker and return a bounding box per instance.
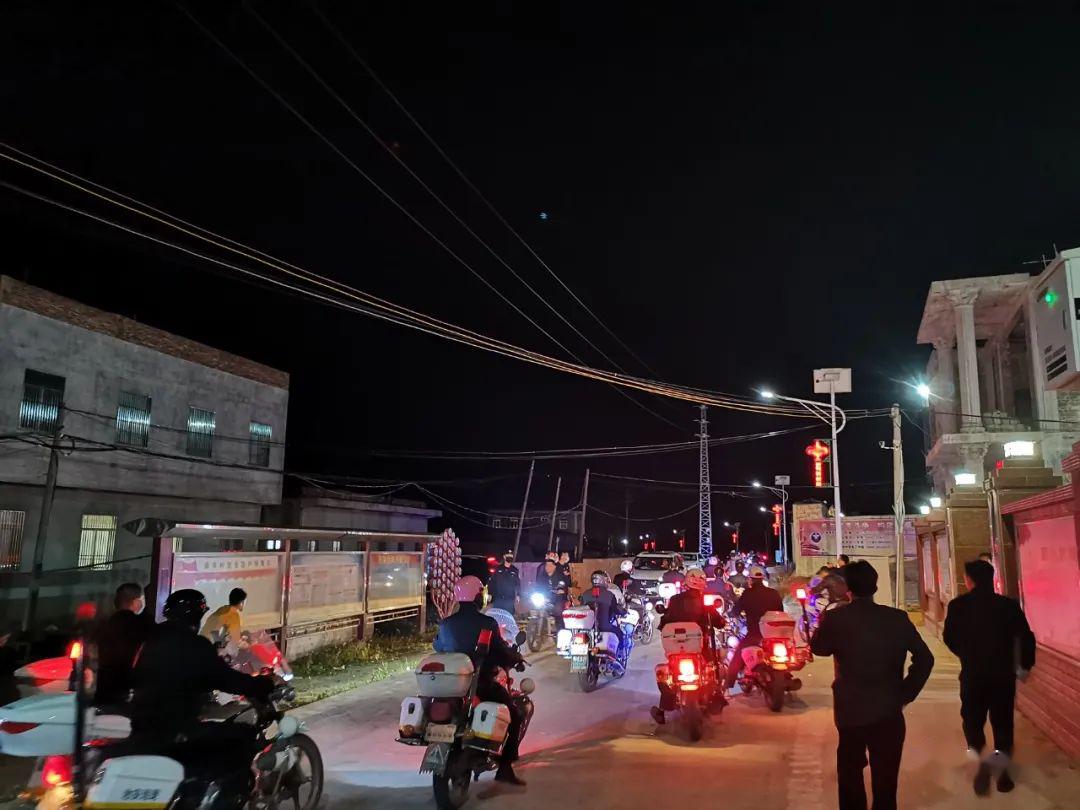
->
[973,762,992,797]
[996,770,1015,793]
[965,747,982,763]
[649,706,666,725]
[494,766,527,787]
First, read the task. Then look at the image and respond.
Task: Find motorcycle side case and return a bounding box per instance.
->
[595,632,620,657]
[398,696,427,740]
[469,702,510,745]
[84,755,183,809]
[556,628,572,652]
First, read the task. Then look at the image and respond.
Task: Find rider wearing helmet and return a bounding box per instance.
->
[434,576,527,786]
[704,556,721,579]
[650,569,726,724]
[724,565,785,693]
[613,559,634,593]
[129,589,275,789]
[579,570,626,652]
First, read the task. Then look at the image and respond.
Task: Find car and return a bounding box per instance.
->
[628,552,685,597]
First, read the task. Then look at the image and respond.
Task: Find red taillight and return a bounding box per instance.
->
[678,658,697,677]
[795,588,807,601]
[573,633,588,645]
[67,641,82,661]
[674,656,699,683]
[0,721,41,734]
[420,661,445,673]
[41,755,72,788]
[428,700,454,723]
[771,642,790,663]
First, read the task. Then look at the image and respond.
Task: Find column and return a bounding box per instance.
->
[980,344,998,414]
[950,288,983,431]
[994,338,1016,419]
[933,337,958,436]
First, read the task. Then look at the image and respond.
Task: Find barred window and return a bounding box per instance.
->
[116,392,151,447]
[0,510,26,571]
[558,518,569,531]
[220,539,244,551]
[20,370,65,434]
[78,514,117,569]
[492,518,505,529]
[331,540,342,552]
[260,539,283,551]
[186,407,215,458]
[249,422,272,467]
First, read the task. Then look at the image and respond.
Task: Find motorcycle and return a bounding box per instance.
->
[735,610,811,712]
[397,629,534,810]
[556,606,630,693]
[525,590,558,653]
[654,602,726,742]
[627,596,656,645]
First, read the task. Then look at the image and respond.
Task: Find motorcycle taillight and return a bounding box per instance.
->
[428,699,456,723]
[673,655,699,683]
[770,641,792,663]
[573,633,589,645]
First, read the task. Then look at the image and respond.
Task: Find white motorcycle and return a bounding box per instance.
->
[556,606,633,692]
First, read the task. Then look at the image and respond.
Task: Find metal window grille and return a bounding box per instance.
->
[331,540,342,552]
[0,510,26,570]
[78,515,117,569]
[260,539,283,551]
[492,518,505,529]
[186,407,215,458]
[19,370,65,433]
[558,518,568,531]
[116,392,151,447]
[249,422,272,467]
[219,539,244,551]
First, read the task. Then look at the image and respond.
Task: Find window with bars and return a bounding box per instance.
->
[249,422,272,467]
[20,370,65,434]
[260,539,283,551]
[186,407,215,458]
[116,392,151,447]
[559,518,569,531]
[0,510,26,570]
[219,539,244,551]
[492,518,505,529]
[78,515,117,569]
[331,540,342,552]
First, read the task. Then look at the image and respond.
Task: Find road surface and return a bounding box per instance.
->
[295,630,1080,809]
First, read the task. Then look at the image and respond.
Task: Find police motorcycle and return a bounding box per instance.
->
[555,577,632,693]
[733,610,811,712]
[397,629,535,810]
[627,594,656,645]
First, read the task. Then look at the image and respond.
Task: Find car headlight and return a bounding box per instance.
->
[530,592,546,608]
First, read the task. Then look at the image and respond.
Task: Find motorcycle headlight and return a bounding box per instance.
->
[530,592,546,608]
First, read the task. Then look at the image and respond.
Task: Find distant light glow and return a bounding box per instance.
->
[916,383,931,401]
[954,472,978,486]
[539,211,549,221]
[919,505,931,515]
[1044,288,1060,307]
[1004,440,1035,459]
[929,496,942,508]
[751,481,762,488]
[760,390,776,400]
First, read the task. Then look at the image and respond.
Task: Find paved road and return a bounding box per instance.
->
[295,628,1080,809]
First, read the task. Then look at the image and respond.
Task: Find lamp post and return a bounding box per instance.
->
[762,368,850,559]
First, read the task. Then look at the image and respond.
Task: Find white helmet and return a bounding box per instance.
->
[684,568,707,591]
[708,556,719,566]
[749,565,766,579]
[454,575,484,602]
[620,559,634,574]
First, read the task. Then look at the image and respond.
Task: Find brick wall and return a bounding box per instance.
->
[1017,644,1080,759]
[0,275,288,389]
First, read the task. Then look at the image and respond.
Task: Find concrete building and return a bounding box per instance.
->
[0,275,289,623]
[475,507,583,560]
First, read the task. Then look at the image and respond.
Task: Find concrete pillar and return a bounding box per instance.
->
[995,338,1016,419]
[933,337,958,436]
[950,288,983,431]
[980,344,998,413]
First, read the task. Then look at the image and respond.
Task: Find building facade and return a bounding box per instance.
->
[0,276,289,623]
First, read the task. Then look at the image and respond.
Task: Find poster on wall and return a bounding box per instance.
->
[289,552,366,625]
[799,518,917,558]
[367,551,423,612]
[171,553,283,630]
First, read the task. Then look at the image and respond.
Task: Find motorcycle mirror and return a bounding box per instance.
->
[515,630,527,646]
[519,677,536,695]
[653,603,666,615]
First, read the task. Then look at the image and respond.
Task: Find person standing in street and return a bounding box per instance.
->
[487,551,521,615]
[943,559,1035,796]
[811,561,934,810]
[94,582,151,707]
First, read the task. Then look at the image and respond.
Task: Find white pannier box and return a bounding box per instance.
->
[596,631,620,657]
[556,628,572,651]
[470,701,511,743]
[623,608,640,628]
[661,622,704,655]
[562,608,596,630]
[84,756,184,809]
[759,610,796,640]
[415,653,474,698]
[398,696,427,737]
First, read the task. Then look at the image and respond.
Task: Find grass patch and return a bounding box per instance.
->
[291,628,436,706]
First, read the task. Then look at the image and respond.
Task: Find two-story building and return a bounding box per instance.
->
[0,275,289,622]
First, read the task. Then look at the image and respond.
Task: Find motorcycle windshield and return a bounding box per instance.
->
[483,607,520,644]
[223,629,293,681]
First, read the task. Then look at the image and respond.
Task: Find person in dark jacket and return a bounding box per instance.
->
[0,624,20,707]
[129,589,273,792]
[613,559,634,593]
[434,576,527,786]
[579,571,625,650]
[811,561,934,810]
[558,552,573,588]
[724,566,785,690]
[811,566,850,605]
[487,552,521,615]
[943,559,1035,795]
[534,559,569,632]
[95,582,151,707]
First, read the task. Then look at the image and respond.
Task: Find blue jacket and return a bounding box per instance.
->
[434,602,521,673]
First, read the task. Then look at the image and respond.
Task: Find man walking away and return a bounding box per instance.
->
[943,559,1035,796]
[811,561,934,810]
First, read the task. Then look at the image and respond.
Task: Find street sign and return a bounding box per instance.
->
[774,475,791,486]
[813,367,852,395]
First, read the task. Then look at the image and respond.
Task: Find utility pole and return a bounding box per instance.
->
[891,404,905,609]
[576,468,590,561]
[624,488,630,547]
[25,406,64,631]
[830,382,844,560]
[697,405,713,558]
[511,459,535,560]
[546,476,562,553]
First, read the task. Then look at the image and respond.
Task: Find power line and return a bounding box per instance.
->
[588,501,700,522]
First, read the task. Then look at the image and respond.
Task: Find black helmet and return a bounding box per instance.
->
[163,589,209,630]
[591,570,610,587]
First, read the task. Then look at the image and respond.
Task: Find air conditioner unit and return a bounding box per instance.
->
[1032,249,1080,391]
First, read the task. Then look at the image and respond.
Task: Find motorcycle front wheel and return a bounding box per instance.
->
[528,615,543,653]
[433,746,472,810]
[262,732,324,810]
[682,692,704,742]
[641,619,655,645]
[578,659,599,693]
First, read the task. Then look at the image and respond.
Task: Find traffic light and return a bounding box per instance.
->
[678,537,685,550]
[486,556,497,575]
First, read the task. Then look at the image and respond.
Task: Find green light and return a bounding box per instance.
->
[1044,288,1060,307]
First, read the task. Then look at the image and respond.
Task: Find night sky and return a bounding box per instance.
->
[6,2,1080,552]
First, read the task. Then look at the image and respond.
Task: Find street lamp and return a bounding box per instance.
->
[759,369,849,557]
[758,506,768,513]
[751,481,762,488]
[722,521,730,527]
[621,538,629,549]
[916,382,931,403]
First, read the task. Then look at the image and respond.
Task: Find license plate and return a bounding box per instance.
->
[570,655,588,672]
[570,643,589,656]
[425,724,456,743]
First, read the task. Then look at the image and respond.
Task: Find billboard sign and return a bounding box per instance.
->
[799,518,916,558]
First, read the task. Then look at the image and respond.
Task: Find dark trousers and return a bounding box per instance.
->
[960,677,1015,756]
[724,636,759,689]
[837,713,906,810]
[490,598,517,616]
[477,680,523,764]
